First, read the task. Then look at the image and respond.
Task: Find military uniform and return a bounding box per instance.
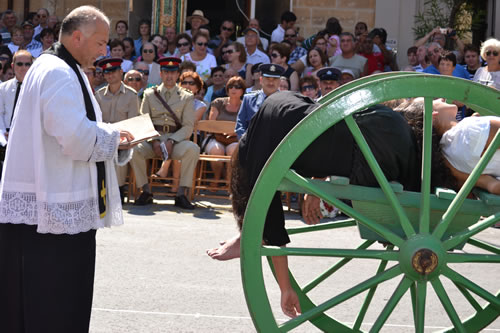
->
[95,81,140,186]
[130,83,200,189]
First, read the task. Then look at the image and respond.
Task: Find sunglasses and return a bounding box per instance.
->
[15,62,32,67]
[127,77,142,82]
[301,85,316,91]
[222,26,233,31]
[228,85,243,89]
[270,53,280,58]
[486,50,499,57]
[181,80,196,85]
[196,42,208,47]
[177,42,190,47]
[143,49,154,53]
[0,56,9,61]
[137,69,149,75]
[285,34,296,38]
[222,49,234,55]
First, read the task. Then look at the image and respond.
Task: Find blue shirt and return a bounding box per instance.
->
[235,90,267,138]
[423,64,470,80]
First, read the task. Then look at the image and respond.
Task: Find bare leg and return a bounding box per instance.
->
[155,160,171,178]
[206,233,241,261]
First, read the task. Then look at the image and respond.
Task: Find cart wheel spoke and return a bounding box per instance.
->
[418,97,434,234]
[284,170,405,247]
[467,238,500,255]
[431,278,467,333]
[302,240,375,294]
[369,276,413,333]
[442,267,500,308]
[344,115,416,239]
[261,246,398,261]
[415,281,427,333]
[353,245,393,331]
[447,252,500,264]
[452,281,483,312]
[286,218,357,236]
[279,265,403,332]
[444,212,500,250]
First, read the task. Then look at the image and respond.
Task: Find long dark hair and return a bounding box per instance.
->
[230,145,250,231]
[396,99,457,191]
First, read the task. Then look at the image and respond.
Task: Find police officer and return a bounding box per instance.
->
[95,57,140,202]
[316,67,342,97]
[130,57,200,209]
[235,63,284,138]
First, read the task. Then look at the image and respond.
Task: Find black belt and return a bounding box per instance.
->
[154,124,179,133]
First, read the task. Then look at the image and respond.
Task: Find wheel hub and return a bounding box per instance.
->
[411,249,439,275]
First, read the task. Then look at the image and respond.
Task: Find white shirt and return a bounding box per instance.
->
[181,52,217,81]
[246,48,270,65]
[271,24,285,43]
[0,53,128,234]
[7,43,19,55]
[121,59,133,73]
[473,66,500,91]
[441,116,500,177]
[0,77,19,134]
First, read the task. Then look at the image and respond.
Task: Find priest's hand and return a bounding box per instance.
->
[118,130,136,149]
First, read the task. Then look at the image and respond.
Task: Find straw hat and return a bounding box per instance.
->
[186,10,209,25]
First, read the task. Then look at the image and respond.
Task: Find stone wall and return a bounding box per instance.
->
[292,0,376,37]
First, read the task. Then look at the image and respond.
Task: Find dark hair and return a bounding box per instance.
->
[179,71,203,92]
[138,19,151,32]
[396,100,457,191]
[149,33,162,43]
[370,28,387,44]
[230,146,250,230]
[270,42,291,62]
[299,75,319,89]
[40,28,56,41]
[463,43,480,55]
[225,76,246,94]
[175,33,192,46]
[193,31,209,44]
[0,46,13,61]
[355,21,368,31]
[306,47,328,67]
[26,12,38,23]
[179,60,197,73]
[2,62,12,75]
[210,66,225,77]
[122,37,135,57]
[115,20,128,31]
[326,18,342,36]
[281,11,297,23]
[438,50,457,67]
[407,46,418,55]
[109,38,125,51]
[141,42,158,62]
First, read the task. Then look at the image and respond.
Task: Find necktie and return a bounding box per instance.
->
[8,81,21,130]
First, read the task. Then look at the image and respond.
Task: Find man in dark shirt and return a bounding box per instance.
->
[207,91,420,258]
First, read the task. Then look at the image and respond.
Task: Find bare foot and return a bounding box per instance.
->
[206,234,241,261]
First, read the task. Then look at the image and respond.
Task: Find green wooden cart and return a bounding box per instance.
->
[240,73,500,332]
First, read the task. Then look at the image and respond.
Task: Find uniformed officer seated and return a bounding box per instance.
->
[234,63,284,139]
[130,57,200,209]
[316,67,341,97]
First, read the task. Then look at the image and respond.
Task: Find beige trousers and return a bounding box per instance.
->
[115,164,129,187]
[130,137,200,189]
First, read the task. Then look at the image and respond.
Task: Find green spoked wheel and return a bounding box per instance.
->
[240,73,500,332]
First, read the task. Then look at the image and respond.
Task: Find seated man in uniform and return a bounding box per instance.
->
[316,66,341,97]
[130,57,199,209]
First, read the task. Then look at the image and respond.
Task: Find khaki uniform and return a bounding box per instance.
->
[95,82,140,186]
[130,83,200,188]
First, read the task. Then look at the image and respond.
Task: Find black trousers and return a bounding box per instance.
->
[0,223,96,333]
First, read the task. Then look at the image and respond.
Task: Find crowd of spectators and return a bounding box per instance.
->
[0,6,499,207]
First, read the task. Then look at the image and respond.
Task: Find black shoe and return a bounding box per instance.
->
[134,191,153,205]
[174,194,195,210]
[119,186,126,204]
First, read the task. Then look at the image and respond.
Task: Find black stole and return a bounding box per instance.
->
[43,42,107,217]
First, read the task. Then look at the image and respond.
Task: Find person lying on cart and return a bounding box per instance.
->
[207,91,500,317]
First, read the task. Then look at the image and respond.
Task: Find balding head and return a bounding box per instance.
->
[60,5,109,40]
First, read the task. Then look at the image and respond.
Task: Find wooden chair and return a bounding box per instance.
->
[192,120,236,200]
[149,157,184,198]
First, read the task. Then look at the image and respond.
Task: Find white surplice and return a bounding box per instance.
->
[0,53,128,234]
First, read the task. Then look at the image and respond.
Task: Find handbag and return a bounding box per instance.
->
[214,133,238,146]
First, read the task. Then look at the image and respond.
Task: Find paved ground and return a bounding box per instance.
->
[89,198,500,332]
